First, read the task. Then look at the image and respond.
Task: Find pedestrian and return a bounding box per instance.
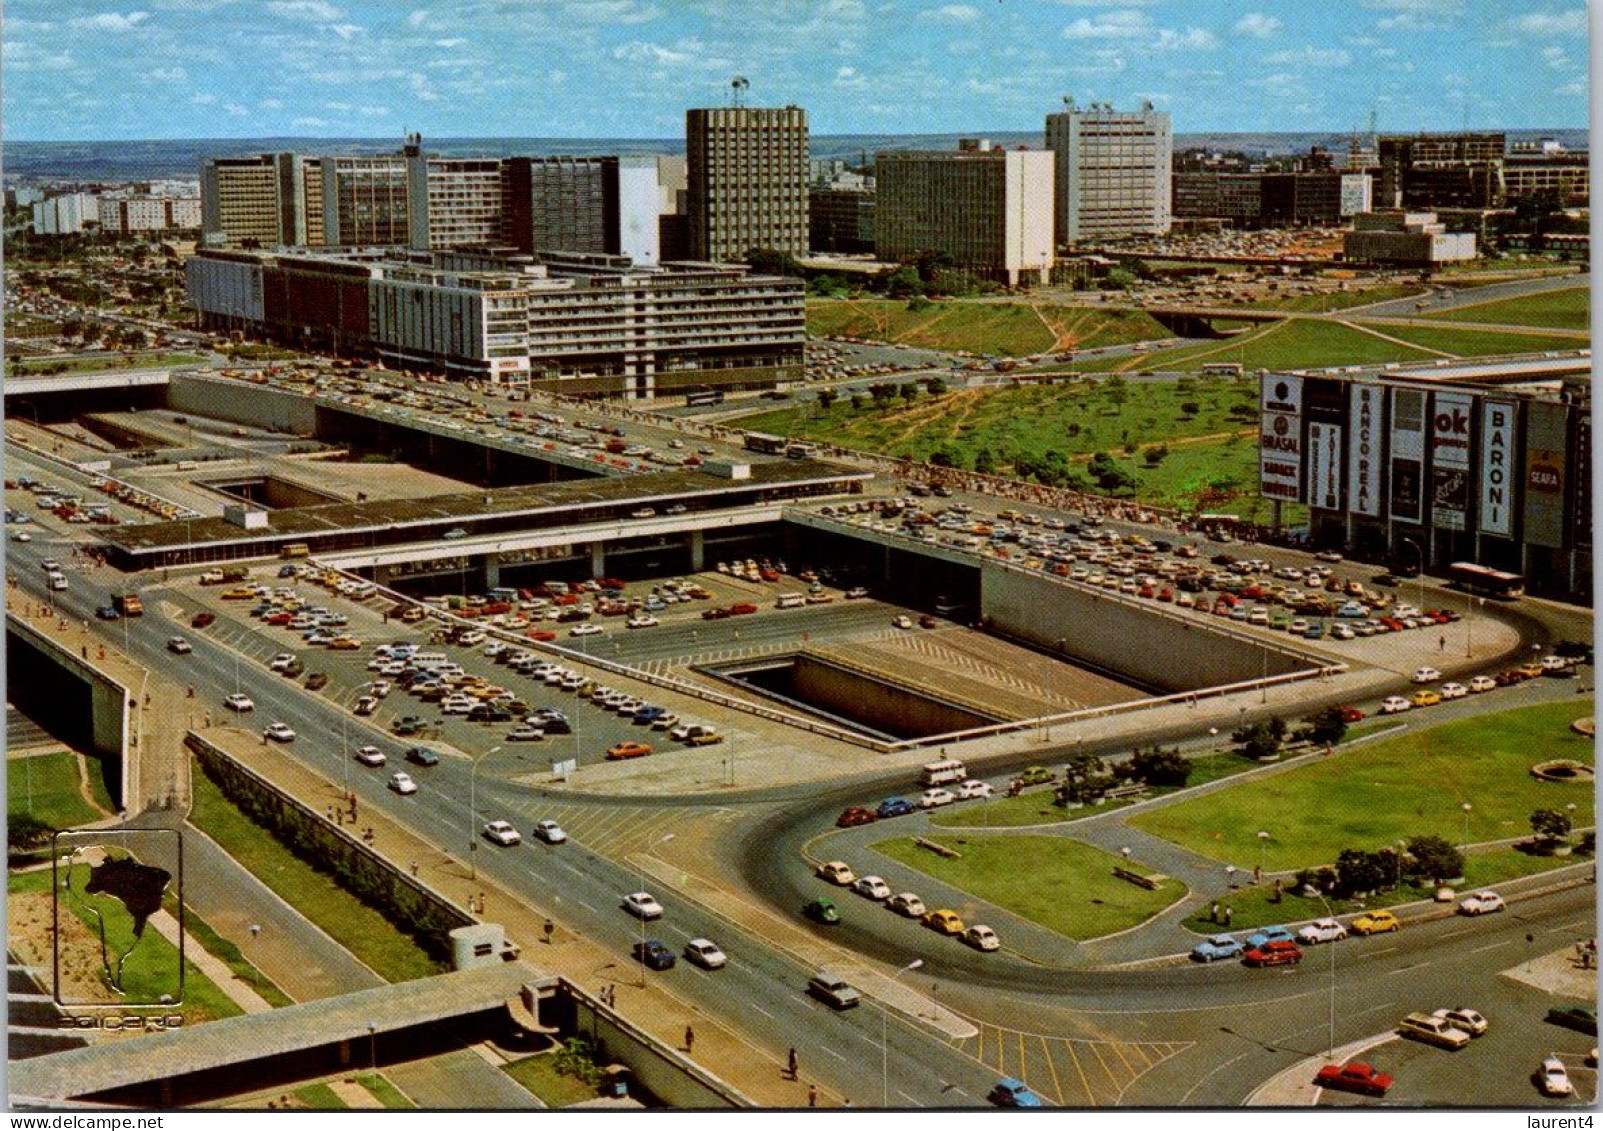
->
[327,805,335,821]
[807,1084,818,1108]
[544,918,554,943]
[684,1025,694,1053]
[1439,634,1446,652]
[410,860,419,877]
[1224,905,1233,926]
[1210,901,1220,924]
[787,1047,798,1080]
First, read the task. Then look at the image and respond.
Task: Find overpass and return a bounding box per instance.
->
[3,367,177,397]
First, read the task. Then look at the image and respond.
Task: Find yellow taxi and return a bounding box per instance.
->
[1517,661,1545,679]
[1411,689,1442,708]
[923,909,965,936]
[1351,909,1400,935]
[327,636,363,650]
[220,586,256,600]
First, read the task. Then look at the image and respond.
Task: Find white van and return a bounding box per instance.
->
[47,572,68,592]
[775,594,805,609]
[408,652,451,670]
[920,758,967,787]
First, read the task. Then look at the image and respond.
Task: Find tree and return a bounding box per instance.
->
[849,393,866,411]
[1333,847,1388,898]
[925,376,947,396]
[1118,746,1190,788]
[1405,834,1464,884]
[1298,706,1348,747]
[973,447,997,475]
[1143,445,1168,467]
[898,381,918,402]
[927,450,955,468]
[1232,718,1286,761]
[1531,808,1573,845]
[1179,401,1201,416]
[816,388,838,411]
[744,248,803,277]
[885,265,923,298]
[8,814,52,852]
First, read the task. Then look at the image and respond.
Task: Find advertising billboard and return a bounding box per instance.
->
[1430,391,1473,531]
[1388,387,1426,524]
[1307,422,1343,512]
[1347,383,1384,518]
[1478,400,1516,538]
[1523,399,1567,549]
[1258,374,1303,503]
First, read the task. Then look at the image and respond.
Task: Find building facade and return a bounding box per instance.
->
[1258,365,1591,599]
[686,106,809,262]
[1344,211,1478,266]
[405,141,507,251]
[186,246,805,399]
[95,195,203,235]
[1044,99,1172,245]
[874,143,1054,287]
[807,186,875,254]
[322,155,410,246]
[29,194,98,235]
[201,153,323,247]
[1377,132,1507,210]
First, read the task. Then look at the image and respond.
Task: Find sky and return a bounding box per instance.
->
[3,1,1591,141]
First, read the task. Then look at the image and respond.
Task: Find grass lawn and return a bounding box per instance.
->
[869,834,1184,940]
[1351,321,1586,357]
[292,1082,346,1109]
[355,1074,415,1109]
[502,1055,604,1108]
[167,894,294,1008]
[1084,319,1441,375]
[189,758,447,982]
[9,351,202,375]
[1181,848,1591,933]
[806,298,1167,356]
[1129,700,1594,872]
[1423,285,1590,331]
[1242,285,1424,313]
[9,751,111,830]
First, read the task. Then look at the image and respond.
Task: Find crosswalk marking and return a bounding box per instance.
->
[949,1020,1191,1107]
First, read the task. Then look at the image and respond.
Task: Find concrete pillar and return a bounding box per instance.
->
[590,542,606,578]
[688,529,705,572]
[482,553,501,590]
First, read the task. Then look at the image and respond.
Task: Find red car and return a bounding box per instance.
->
[1338,705,1366,723]
[730,603,758,616]
[264,611,293,626]
[190,611,216,629]
[605,741,652,761]
[525,629,558,642]
[598,578,626,591]
[1244,940,1303,967]
[918,614,938,629]
[835,806,878,828]
[1315,1061,1393,1098]
[702,607,732,621]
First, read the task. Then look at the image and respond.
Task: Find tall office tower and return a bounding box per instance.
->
[502,156,663,266]
[1044,98,1172,245]
[322,154,409,246]
[403,135,507,250]
[1377,133,1507,209]
[874,141,1054,287]
[685,105,809,262]
[202,153,318,246]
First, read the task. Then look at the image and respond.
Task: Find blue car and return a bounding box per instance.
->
[633,706,667,725]
[1190,934,1244,963]
[278,564,299,577]
[1245,925,1294,949]
[877,797,915,819]
[631,939,676,971]
[988,1079,1044,1108]
[1336,602,1370,618]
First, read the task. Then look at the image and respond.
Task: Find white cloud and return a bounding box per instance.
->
[266,1,342,22]
[223,102,248,116]
[70,12,151,31]
[259,98,285,109]
[407,8,429,26]
[1557,79,1586,96]
[358,105,389,116]
[921,4,979,23]
[1541,45,1575,70]
[330,23,363,39]
[1360,0,1463,12]
[612,38,707,65]
[1512,10,1587,36]
[1234,13,1281,39]
[149,66,187,82]
[566,0,660,23]
[435,37,465,47]
[1264,46,1351,67]
[834,65,867,88]
[191,91,217,104]
[1,41,75,70]
[291,116,329,128]
[548,69,566,86]
[1063,10,1151,39]
[1154,27,1216,50]
[410,72,439,101]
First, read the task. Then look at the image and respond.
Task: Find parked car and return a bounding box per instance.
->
[1439,682,1469,700]
[1191,935,1245,963]
[1016,765,1055,786]
[605,741,652,760]
[1412,667,1442,683]
[1314,1062,1393,1098]
[1545,1005,1598,1036]
[483,820,522,846]
[683,938,727,970]
[1458,890,1505,916]
[621,892,664,920]
[191,611,217,629]
[1398,1012,1471,1049]
[631,939,676,971]
[1469,675,1498,693]
[1244,940,1303,967]
[987,1079,1044,1108]
[1351,910,1400,936]
[1537,1055,1574,1097]
[1433,1007,1488,1036]
[1411,690,1442,708]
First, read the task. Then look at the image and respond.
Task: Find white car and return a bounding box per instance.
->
[1538,1055,1574,1097]
[1329,623,1355,640]
[167,637,193,654]
[844,587,869,599]
[11,531,31,542]
[1440,682,1469,700]
[626,615,659,628]
[1433,1007,1488,1036]
[886,892,926,918]
[892,615,913,629]
[224,693,254,712]
[269,653,298,672]
[1458,890,1505,916]
[264,723,296,742]
[683,938,727,970]
[355,745,387,766]
[1411,666,1442,683]
[621,891,664,920]
[1296,917,1349,945]
[368,679,392,698]
[963,925,1001,952]
[533,819,566,844]
[1469,675,1498,693]
[483,820,522,846]
[957,779,994,800]
[1541,654,1574,672]
[389,772,418,795]
[851,875,892,901]
[919,788,956,809]
[353,696,379,715]
[816,860,856,885]
[1379,696,1413,714]
[569,623,603,637]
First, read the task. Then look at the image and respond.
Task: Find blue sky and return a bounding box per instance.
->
[4,1,1590,141]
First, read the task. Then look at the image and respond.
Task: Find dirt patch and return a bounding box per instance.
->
[8,888,125,1006]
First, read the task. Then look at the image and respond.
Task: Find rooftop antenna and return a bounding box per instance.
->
[1062,94,1076,111]
[730,75,749,108]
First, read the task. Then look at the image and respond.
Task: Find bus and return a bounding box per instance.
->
[280,543,310,559]
[1449,562,1525,600]
[784,441,819,460]
[684,388,725,407]
[743,432,787,455]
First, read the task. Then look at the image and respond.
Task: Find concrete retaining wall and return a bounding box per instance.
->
[789,655,996,738]
[168,374,318,437]
[564,981,745,1108]
[979,563,1311,693]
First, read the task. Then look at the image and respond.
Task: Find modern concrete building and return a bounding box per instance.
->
[322,154,410,246]
[1344,211,1477,267]
[501,155,662,266]
[28,193,98,235]
[404,137,507,251]
[1045,98,1172,245]
[186,246,805,398]
[686,106,809,262]
[874,142,1054,287]
[1377,132,1507,209]
[95,195,202,235]
[201,153,324,247]
[1503,151,1590,206]
[808,186,875,254]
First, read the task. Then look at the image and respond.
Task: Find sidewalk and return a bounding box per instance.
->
[147,908,275,1015]
[202,725,843,1108]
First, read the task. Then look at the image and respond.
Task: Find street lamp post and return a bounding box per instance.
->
[882,958,924,1108]
[366,1021,378,1070]
[635,833,674,987]
[1461,802,1472,859]
[468,745,503,881]
[1257,830,1269,878]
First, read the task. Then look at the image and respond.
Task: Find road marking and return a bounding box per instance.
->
[1468,939,1515,955]
[750,1004,774,1020]
[897,1089,920,1105]
[1038,1034,1066,1106]
[1084,1040,1123,1092]
[1061,1039,1097,1105]
[821,1046,847,1063]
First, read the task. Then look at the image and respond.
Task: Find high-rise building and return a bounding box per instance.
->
[808,187,875,254]
[501,155,662,265]
[202,153,322,247]
[874,141,1054,286]
[404,136,507,250]
[322,154,409,246]
[1045,99,1172,245]
[686,106,809,262]
[1377,132,1506,209]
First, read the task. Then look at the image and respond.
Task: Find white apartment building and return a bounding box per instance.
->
[1045,99,1172,245]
